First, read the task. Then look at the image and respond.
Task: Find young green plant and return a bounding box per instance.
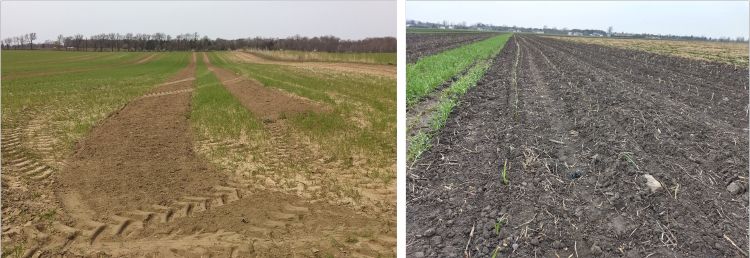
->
[406,34,512,105]
[501,159,509,185]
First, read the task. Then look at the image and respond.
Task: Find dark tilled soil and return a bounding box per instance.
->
[407,35,748,257]
[407,33,496,64]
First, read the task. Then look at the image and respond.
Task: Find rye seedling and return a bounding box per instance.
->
[500,159,509,185]
[406,34,512,105]
[494,216,507,235]
[491,246,501,258]
[619,152,640,170]
[2,51,188,158]
[406,60,493,162]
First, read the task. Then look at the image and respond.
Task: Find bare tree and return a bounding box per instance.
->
[74,34,84,51]
[5,32,396,52]
[28,33,36,49]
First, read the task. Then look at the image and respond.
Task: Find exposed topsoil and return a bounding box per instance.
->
[203,53,327,121]
[6,52,395,257]
[407,35,748,257]
[134,53,158,64]
[406,33,496,64]
[231,51,396,79]
[55,53,225,220]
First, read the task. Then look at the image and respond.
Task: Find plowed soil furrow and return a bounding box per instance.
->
[531,36,747,129]
[543,36,748,94]
[407,35,748,257]
[518,37,580,175]
[55,52,225,221]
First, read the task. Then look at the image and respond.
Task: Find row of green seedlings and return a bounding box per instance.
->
[510,37,522,121]
[406,34,513,106]
[407,60,492,163]
[490,214,509,258]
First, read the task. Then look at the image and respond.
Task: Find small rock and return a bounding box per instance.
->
[423,228,435,237]
[530,237,540,246]
[552,240,563,249]
[512,243,519,250]
[727,181,745,195]
[431,236,442,245]
[643,174,662,193]
[413,251,425,258]
[446,220,453,225]
[590,244,602,255]
[311,248,319,254]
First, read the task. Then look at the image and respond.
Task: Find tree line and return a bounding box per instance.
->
[407,20,749,42]
[1,32,396,52]
[3,33,37,50]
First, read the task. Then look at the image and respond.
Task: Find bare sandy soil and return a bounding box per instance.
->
[231,51,396,79]
[3,52,395,257]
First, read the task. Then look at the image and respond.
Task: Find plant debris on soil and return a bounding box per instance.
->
[407,35,748,257]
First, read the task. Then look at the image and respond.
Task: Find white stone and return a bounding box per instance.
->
[643,174,662,193]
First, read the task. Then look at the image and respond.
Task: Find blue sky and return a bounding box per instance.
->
[407,1,749,39]
[2,1,396,41]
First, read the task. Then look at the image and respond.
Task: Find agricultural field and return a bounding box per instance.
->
[244,49,396,65]
[407,35,748,257]
[406,31,499,63]
[1,49,395,257]
[406,33,511,162]
[549,35,749,66]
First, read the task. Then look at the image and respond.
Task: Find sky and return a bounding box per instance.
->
[407,1,749,39]
[1,1,396,42]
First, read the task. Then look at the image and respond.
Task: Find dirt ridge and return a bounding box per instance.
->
[407,35,748,257]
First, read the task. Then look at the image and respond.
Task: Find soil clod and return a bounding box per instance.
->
[727,181,745,195]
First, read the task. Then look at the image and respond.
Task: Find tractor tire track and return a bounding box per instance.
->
[200,53,395,256]
[407,35,748,257]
